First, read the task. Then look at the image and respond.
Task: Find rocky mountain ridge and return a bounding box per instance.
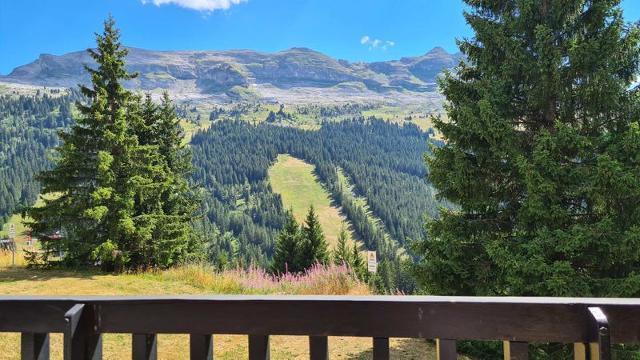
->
[1,47,462,104]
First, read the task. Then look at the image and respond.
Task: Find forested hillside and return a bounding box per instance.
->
[191,119,441,290]
[0,91,76,223]
[0,88,440,290]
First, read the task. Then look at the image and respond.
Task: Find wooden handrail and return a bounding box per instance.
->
[2,295,639,359]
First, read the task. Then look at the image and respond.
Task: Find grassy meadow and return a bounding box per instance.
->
[268,154,353,248]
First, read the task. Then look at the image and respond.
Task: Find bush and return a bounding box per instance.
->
[91,240,126,272]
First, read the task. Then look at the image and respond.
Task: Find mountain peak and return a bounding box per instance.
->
[287,47,315,52]
[425,47,450,56]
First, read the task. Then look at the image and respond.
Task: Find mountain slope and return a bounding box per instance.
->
[269,154,353,248]
[1,47,462,104]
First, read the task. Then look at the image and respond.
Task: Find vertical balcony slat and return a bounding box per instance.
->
[309,336,328,360]
[248,335,270,360]
[436,339,456,360]
[503,341,528,360]
[21,333,50,360]
[574,343,587,360]
[190,334,213,360]
[372,337,389,360]
[132,334,157,360]
[64,304,102,360]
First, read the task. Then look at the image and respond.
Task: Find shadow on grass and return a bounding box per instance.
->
[0,266,99,283]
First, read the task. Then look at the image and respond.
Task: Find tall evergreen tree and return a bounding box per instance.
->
[271,210,303,274]
[26,17,196,269]
[136,92,199,267]
[351,241,364,273]
[414,0,640,298]
[300,205,329,268]
[333,224,352,266]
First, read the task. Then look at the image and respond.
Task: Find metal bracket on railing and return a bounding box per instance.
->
[588,307,611,360]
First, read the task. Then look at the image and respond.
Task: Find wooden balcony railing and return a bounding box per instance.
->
[1,295,639,360]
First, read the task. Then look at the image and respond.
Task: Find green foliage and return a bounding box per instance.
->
[333,225,351,266]
[23,249,49,269]
[0,91,77,224]
[300,205,329,268]
[189,118,439,291]
[271,210,304,274]
[91,240,126,272]
[414,0,640,336]
[351,241,365,273]
[192,119,442,283]
[25,17,197,270]
[350,240,368,281]
[332,224,367,279]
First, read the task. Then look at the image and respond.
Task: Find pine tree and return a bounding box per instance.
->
[271,210,303,274]
[351,242,364,270]
[414,0,640,298]
[300,205,329,269]
[137,92,199,267]
[333,224,352,266]
[26,17,196,269]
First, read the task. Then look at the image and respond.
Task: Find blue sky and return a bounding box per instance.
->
[1,0,639,75]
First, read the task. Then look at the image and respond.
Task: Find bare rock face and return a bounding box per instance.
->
[195,62,248,92]
[1,47,461,104]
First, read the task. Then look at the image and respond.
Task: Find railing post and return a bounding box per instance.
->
[64,303,102,360]
[436,339,456,360]
[573,343,587,360]
[249,335,270,360]
[372,337,389,360]
[309,336,328,360]
[132,334,157,360]
[588,307,610,360]
[503,341,528,360]
[190,334,213,360]
[21,333,50,360]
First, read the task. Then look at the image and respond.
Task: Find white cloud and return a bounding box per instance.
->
[360,35,395,51]
[141,0,246,12]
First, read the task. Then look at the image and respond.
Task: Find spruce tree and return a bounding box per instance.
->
[333,224,352,266]
[414,0,640,298]
[26,17,196,269]
[300,205,329,268]
[136,92,199,267]
[272,210,303,274]
[351,242,364,271]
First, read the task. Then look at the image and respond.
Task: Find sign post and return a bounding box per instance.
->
[367,251,377,273]
[8,224,16,266]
